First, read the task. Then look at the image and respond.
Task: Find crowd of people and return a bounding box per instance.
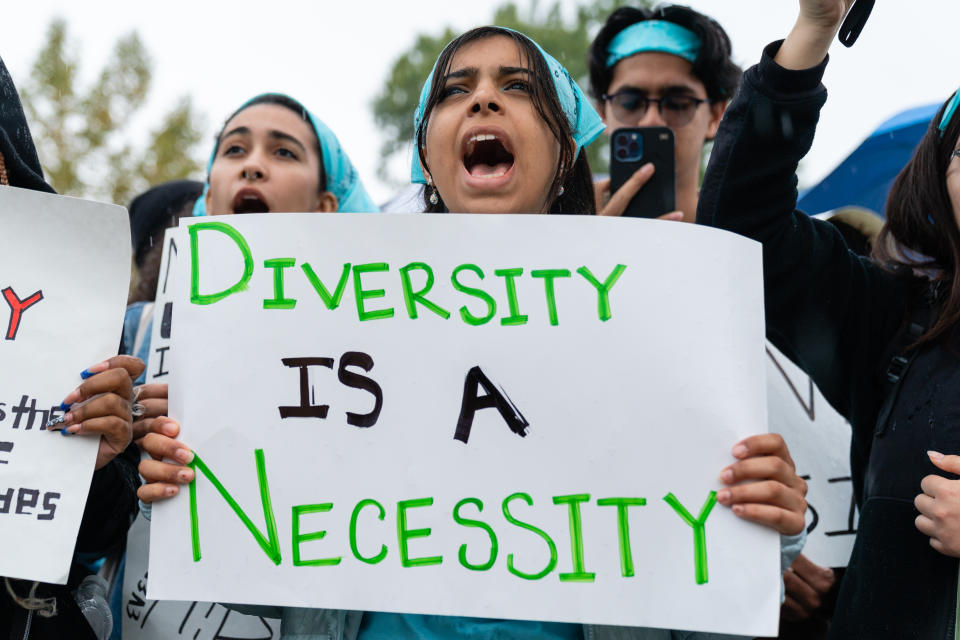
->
[2,0,960,638]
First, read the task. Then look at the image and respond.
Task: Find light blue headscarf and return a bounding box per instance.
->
[410,28,604,184]
[605,20,702,69]
[193,93,378,215]
[938,88,960,139]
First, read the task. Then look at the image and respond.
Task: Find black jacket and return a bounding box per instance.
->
[698,42,959,638]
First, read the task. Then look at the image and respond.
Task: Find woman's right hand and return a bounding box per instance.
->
[137,417,195,503]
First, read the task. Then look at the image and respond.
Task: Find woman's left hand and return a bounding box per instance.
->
[915,451,960,557]
[48,355,145,470]
[716,433,808,535]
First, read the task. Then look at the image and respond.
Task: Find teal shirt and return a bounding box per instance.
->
[358,613,581,640]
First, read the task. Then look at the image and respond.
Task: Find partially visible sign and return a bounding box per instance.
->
[0,186,129,583]
[766,344,857,568]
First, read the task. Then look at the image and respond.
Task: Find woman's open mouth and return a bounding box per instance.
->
[462,132,515,180]
[232,189,270,214]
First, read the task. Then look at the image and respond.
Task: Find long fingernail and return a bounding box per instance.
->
[61,428,72,437]
[58,401,72,412]
[720,468,734,483]
[174,449,194,464]
[177,469,195,483]
[929,450,944,461]
[45,415,66,430]
[61,389,81,405]
[64,425,81,434]
[80,361,110,379]
[732,443,748,458]
[717,489,731,504]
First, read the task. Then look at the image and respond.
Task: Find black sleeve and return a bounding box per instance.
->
[75,442,140,554]
[697,41,912,425]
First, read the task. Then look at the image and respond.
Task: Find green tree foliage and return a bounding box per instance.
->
[372,0,645,185]
[20,19,204,205]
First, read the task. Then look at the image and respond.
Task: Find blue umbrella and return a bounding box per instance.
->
[797,103,939,217]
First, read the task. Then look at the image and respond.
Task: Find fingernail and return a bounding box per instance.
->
[732,444,748,458]
[63,412,74,425]
[177,469,195,483]
[174,449,194,464]
[642,162,654,174]
[62,389,80,405]
[161,422,179,437]
[60,428,72,437]
[58,401,72,412]
[165,486,177,497]
[929,450,944,461]
[80,361,110,379]
[717,489,731,504]
[732,505,744,515]
[720,468,734,483]
[45,415,66,430]
[65,425,81,434]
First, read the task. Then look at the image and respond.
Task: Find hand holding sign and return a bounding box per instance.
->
[716,433,808,535]
[48,355,144,469]
[131,383,169,442]
[137,418,195,502]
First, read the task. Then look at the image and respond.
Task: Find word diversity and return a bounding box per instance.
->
[189,222,627,326]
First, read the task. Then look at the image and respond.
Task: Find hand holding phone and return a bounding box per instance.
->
[608,127,675,218]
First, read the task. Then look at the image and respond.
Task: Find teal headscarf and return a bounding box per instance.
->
[410,28,604,184]
[193,93,378,215]
[939,88,960,139]
[605,20,702,69]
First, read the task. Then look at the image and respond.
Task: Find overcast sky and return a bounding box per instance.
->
[2,1,956,205]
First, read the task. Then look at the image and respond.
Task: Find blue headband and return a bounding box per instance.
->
[410,28,604,185]
[193,94,378,215]
[606,20,702,68]
[938,88,960,139]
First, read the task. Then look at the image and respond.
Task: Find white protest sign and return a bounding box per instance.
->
[123,511,279,640]
[0,185,129,584]
[150,214,778,636]
[766,344,856,568]
[123,227,281,639]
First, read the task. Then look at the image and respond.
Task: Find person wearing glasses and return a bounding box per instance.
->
[587,5,740,221]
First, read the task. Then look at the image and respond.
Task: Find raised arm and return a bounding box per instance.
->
[697,3,912,424]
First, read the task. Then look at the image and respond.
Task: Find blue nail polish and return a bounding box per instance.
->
[80,369,94,380]
[60,429,71,436]
[59,401,71,412]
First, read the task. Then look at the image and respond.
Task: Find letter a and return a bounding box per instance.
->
[453,366,529,444]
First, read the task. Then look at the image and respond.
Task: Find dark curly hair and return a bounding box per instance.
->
[588,4,741,104]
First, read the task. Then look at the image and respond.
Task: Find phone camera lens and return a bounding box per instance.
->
[616,148,627,159]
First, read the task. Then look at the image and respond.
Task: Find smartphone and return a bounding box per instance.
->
[609,127,675,218]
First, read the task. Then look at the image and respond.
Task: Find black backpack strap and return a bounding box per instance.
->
[874,296,935,437]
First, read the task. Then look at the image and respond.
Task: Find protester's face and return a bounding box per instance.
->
[949,136,960,227]
[205,104,336,215]
[602,52,725,188]
[422,35,561,214]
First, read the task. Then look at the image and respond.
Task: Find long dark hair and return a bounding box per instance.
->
[873,96,960,345]
[213,93,327,191]
[588,4,741,103]
[415,27,595,215]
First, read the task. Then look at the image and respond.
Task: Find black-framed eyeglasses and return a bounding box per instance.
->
[602,88,709,128]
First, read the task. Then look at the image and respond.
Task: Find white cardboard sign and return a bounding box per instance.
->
[149,213,778,636]
[123,227,281,639]
[766,344,857,568]
[0,186,129,584]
